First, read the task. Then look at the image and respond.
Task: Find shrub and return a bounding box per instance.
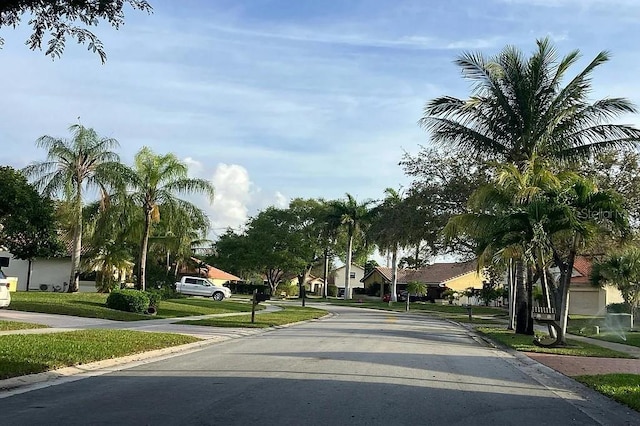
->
[276,283,298,297]
[327,285,338,297]
[106,290,150,314]
[607,302,630,314]
[144,290,162,308]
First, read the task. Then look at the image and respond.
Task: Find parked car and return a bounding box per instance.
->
[174,276,232,301]
[0,270,11,308]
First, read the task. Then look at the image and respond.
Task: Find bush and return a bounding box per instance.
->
[327,285,338,297]
[106,290,150,314]
[607,303,630,314]
[144,290,162,308]
[276,283,299,297]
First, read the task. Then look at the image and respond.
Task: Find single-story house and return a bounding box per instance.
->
[565,256,624,316]
[0,250,96,292]
[362,261,485,303]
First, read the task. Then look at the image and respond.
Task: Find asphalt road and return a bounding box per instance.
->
[2,304,639,425]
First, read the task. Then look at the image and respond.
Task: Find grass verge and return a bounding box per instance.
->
[0,329,199,380]
[8,292,260,321]
[575,374,640,411]
[177,306,327,328]
[478,327,632,358]
[0,320,49,331]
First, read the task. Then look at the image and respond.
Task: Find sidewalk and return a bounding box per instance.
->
[0,303,282,339]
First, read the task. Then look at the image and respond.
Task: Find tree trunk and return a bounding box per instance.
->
[26,259,32,291]
[525,265,534,335]
[508,259,515,330]
[556,234,579,346]
[515,260,528,334]
[68,189,82,293]
[138,209,152,291]
[344,233,353,300]
[323,247,329,298]
[390,244,398,302]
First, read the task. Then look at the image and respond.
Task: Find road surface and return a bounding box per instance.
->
[1,304,639,425]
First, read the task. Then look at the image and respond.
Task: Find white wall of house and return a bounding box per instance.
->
[0,251,95,292]
[333,264,365,290]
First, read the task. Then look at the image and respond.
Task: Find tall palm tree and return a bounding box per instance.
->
[420,38,640,165]
[23,124,121,292]
[423,38,640,335]
[369,188,411,301]
[329,194,374,300]
[121,147,215,290]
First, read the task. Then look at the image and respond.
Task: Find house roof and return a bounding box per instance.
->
[186,257,242,281]
[568,256,593,286]
[363,261,478,285]
[331,264,365,272]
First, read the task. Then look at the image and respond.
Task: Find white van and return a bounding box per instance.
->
[0,270,11,308]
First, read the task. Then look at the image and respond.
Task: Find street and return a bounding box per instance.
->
[1,305,639,425]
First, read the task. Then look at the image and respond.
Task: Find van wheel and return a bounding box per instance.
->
[212,292,224,301]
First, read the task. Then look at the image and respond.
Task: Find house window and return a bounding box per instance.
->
[349,272,356,279]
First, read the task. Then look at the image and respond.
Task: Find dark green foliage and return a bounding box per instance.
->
[327,285,338,297]
[106,290,150,314]
[0,1,153,63]
[144,290,161,308]
[606,303,630,314]
[0,166,64,260]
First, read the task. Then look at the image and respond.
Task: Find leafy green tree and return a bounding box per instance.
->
[328,194,375,299]
[591,247,640,320]
[0,166,64,288]
[0,0,153,62]
[117,147,215,290]
[23,124,121,292]
[400,146,490,258]
[82,239,133,292]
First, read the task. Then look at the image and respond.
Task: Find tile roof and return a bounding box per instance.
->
[365,260,478,285]
[185,257,242,281]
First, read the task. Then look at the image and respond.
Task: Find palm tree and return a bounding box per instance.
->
[23,124,121,292]
[423,38,640,336]
[591,248,640,320]
[329,194,374,300]
[369,188,411,301]
[120,147,215,290]
[420,38,640,165]
[447,158,628,343]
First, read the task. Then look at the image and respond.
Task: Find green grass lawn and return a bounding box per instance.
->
[568,316,640,349]
[177,305,327,328]
[8,292,261,321]
[327,299,507,324]
[478,327,632,358]
[575,374,640,412]
[0,329,199,380]
[0,320,49,331]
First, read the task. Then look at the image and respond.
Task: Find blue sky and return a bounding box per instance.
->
[1,0,640,236]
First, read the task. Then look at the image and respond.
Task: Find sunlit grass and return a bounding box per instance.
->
[478,327,632,358]
[0,329,199,379]
[0,320,49,331]
[178,306,327,328]
[576,374,640,411]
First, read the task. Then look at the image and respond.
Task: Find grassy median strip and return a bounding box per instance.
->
[0,329,200,380]
[0,320,49,331]
[477,327,632,358]
[575,374,640,411]
[9,292,259,321]
[177,306,327,328]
